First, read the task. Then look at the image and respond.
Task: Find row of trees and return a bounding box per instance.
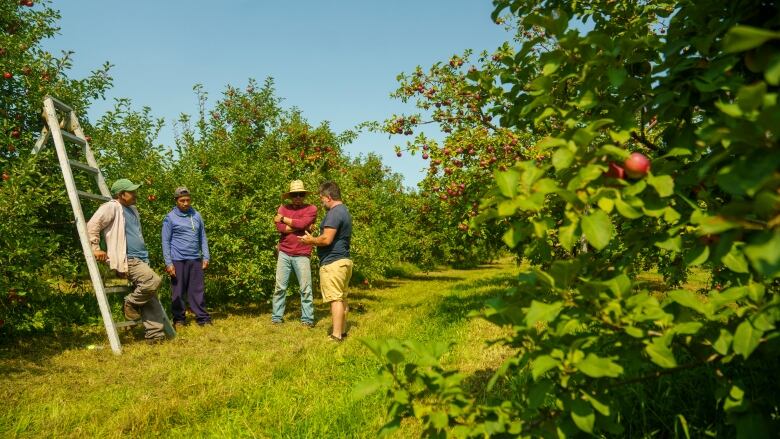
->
[0,1,501,333]
[365,0,780,437]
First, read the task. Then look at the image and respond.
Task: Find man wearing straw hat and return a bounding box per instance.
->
[272,180,318,326]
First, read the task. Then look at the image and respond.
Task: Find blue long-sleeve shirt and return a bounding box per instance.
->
[162,206,210,266]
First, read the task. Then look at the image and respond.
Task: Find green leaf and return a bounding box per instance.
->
[669,290,710,316]
[584,393,611,416]
[733,320,763,359]
[552,147,574,170]
[570,398,595,433]
[429,411,448,430]
[684,245,710,266]
[598,197,614,213]
[525,300,563,328]
[577,353,624,378]
[497,199,517,217]
[558,219,580,252]
[747,282,766,303]
[737,82,767,112]
[722,243,750,274]
[495,169,519,198]
[502,223,524,248]
[723,25,780,53]
[744,231,780,279]
[671,322,703,336]
[647,174,675,197]
[599,144,630,160]
[646,339,677,368]
[528,379,554,409]
[713,329,733,355]
[542,61,560,75]
[765,53,780,85]
[386,349,405,364]
[532,355,560,380]
[581,210,614,250]
[655,236,682,252]
[615,198,643,219]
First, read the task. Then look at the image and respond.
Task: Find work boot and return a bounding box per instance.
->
[123,300,141,321]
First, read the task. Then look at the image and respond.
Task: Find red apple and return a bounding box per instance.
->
[396,151,402,157]
[147,194,157,201]
[362,279,369,285]
[605,162,626,180]
[624,152,651,178]
[2,172,9,181]
[3,72,12,79]
[10,130,19,138]
[422,153,429,160]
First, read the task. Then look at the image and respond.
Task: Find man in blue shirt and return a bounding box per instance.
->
[300,181,353,342]
[162,187,212,327]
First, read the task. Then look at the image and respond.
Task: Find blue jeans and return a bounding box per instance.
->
[272,252,313,324]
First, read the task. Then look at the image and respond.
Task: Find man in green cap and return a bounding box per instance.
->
[87,178,166,343]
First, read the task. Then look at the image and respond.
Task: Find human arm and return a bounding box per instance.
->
[199,213,210,270]
[161,216,175,277]
[299,227,337,247]
[274,206,291,233]
[276,205,316,231]
[87,203,111,261]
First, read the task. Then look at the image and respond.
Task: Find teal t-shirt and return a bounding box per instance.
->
[123,206,149,262]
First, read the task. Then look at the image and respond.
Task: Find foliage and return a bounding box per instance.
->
[366,0,780,437]
[0,0,112,332]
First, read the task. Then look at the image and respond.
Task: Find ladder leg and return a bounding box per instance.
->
[43,98,123,355]
[154,296,177,338]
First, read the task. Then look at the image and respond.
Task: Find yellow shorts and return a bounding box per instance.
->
[319,258,353,303]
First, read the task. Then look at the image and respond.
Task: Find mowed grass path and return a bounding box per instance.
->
[0,261,517,438]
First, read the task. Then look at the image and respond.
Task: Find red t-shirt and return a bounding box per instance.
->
[276,203,318,256]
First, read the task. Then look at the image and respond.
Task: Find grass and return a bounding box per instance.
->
[0,260,519,438]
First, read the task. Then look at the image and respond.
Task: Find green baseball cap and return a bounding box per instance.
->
[110,178,141,196]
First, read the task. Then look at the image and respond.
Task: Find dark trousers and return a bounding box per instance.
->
[171,259,210,324]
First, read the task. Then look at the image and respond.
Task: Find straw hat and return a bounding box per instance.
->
[282,180,309,199]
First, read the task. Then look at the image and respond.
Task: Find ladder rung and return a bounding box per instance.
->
[115,320,140,328]
[104,285,131,294]
[77,190,111,202]
[48,96,73,112]
[68,159,100,174]
[61,130,86,146]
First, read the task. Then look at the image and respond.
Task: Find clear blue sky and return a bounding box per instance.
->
[44,1,509,187]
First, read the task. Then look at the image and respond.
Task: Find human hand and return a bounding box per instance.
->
[274,214,283,223]
[299,231,315,245]
[166,264,176,277]
[202,260,209,270]
[93,249,107,262]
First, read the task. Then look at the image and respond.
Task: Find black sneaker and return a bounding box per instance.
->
[123,301,141,321]
[328,334,343,343]
[301,322,315,329]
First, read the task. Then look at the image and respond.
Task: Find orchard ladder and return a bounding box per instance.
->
[32,96,175,354]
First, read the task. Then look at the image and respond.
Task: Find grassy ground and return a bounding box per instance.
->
[0,261,518,438]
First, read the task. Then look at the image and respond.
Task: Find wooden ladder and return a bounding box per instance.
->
[32,96,175,354]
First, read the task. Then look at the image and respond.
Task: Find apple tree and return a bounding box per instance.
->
[363,0,780,437]
[0,0,112,332]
